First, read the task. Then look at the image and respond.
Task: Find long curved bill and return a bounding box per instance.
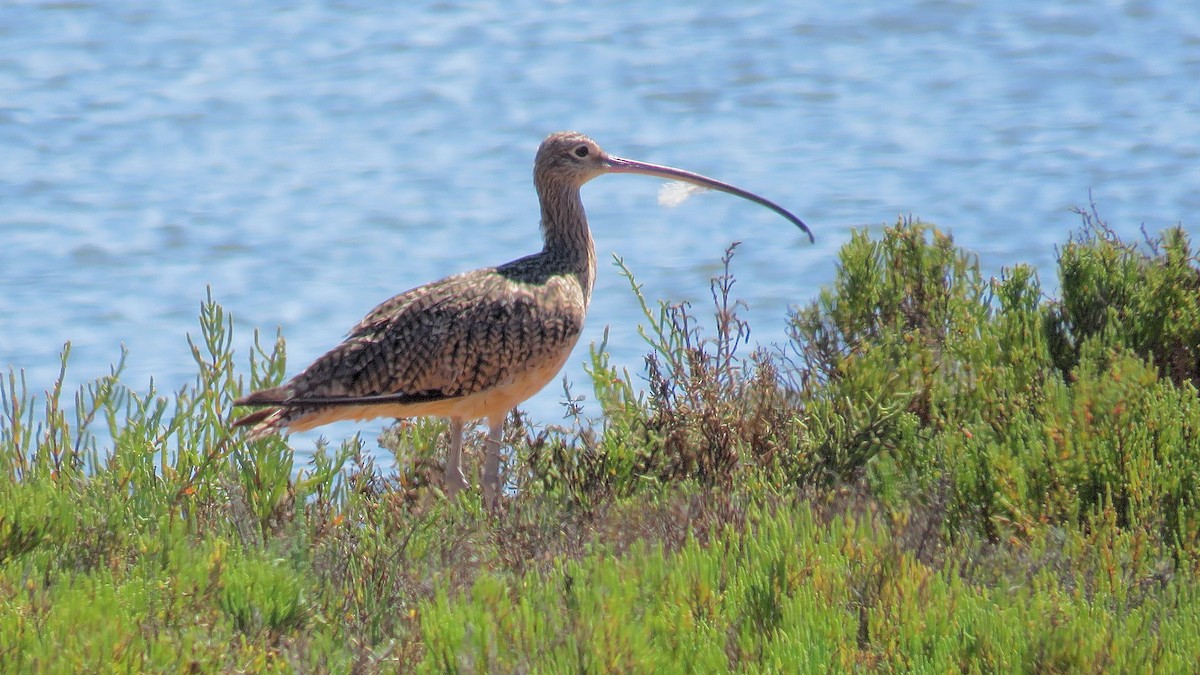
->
[604,155,814,243]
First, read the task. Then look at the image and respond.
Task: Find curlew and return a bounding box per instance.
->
[231,131,812,504]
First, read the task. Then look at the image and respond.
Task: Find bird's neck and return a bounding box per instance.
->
[538,183,597,302]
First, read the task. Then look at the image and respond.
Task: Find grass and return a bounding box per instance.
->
[2,208,1198,672]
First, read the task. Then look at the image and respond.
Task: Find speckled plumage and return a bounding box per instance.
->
[234,254,589,430]
[232,131,811,503]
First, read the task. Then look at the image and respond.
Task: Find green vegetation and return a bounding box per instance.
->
[2,211,1198,672]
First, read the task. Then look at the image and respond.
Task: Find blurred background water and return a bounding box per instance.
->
[2,0,1198,461]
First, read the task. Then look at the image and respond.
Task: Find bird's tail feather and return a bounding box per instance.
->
[230,407,291,440]
[230,385,297,440]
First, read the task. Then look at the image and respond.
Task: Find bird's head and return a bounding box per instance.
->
[533,131,814,242]
[534,131,610,187]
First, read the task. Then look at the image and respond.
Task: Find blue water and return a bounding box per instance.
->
[3,1,1198,459]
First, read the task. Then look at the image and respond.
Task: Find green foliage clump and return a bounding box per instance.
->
[1050,205,1200,389]
[0,290,356,671]
[218,543,308,636]
[419,493,1200,672]
[780,218,1199,555]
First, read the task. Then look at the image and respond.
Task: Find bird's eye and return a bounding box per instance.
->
[573,145,589,158]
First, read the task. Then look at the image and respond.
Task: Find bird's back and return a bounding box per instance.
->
[232,251,590,436]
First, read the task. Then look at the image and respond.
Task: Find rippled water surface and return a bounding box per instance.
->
[3,1,1198,457]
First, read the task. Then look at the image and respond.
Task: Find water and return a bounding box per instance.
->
[2,0,1198,460]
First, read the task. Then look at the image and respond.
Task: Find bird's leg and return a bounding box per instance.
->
[444,417,468,497]
[481,415,505,507]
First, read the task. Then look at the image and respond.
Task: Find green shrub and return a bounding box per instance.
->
[2,211,1198,671]
[784,218,1199,555]
[218,544,308,636]
[418,493,1200,672]
[1050,206,1200,389]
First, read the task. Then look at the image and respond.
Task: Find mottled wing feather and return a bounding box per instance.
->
[239,260,586,409]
